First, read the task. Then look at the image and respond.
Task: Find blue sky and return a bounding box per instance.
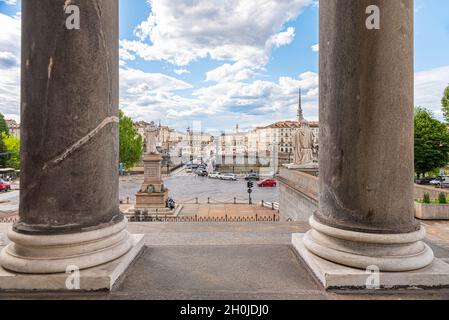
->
[1,0,449,135]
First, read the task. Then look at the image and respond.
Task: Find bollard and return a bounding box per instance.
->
[261,200,264,207]
[208,197,210,204]
[272,203,275,210]
[195,197,199,204]
[127,197,130,204]
[234,197,236,204]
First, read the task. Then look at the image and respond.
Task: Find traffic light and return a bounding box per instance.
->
[247,181,254,189]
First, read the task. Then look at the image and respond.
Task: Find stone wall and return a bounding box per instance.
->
[278,170,449,222]
[278,167,318,222]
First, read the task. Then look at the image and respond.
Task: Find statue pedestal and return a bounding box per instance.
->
[135,154,170,211]
[135,191,169,209]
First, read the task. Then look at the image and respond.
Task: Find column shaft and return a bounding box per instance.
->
[18,0,120,234]
[316,0,418,234]
[302,0,434,272]
[0,0,133,274]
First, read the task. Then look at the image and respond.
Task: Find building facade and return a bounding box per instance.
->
[5,119,20,139]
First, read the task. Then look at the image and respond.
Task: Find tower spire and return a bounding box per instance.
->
[297,88,304,122]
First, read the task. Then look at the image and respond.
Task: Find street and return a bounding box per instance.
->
[0,169,279,218]
[120,168,279,204]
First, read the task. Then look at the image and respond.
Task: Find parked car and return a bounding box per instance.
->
[185,167,193,173]
[0,179,11,192]
[208,172,221,179]
[219,173,238,181]
[416,177,435,185]
[257,178,277,187]
[196,169,208,177]
[244,173,260,181]
[430,177,449,188]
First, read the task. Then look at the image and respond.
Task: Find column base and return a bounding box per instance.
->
[0,234,144,291]
[0,219,134,274]
[292,233,449,289]
[304,216,434,272]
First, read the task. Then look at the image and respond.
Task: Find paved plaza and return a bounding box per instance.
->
[179,203,278,218]
[2,222,449,299]
[119,170,279,204]
[0,170,279,220]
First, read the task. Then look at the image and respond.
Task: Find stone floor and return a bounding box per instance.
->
[2,222,449,299]
[174,203,278,218]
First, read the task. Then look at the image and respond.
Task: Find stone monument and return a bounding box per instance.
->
[289,120,318,174]
[135,127,170,212]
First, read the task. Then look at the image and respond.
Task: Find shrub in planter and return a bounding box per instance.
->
[423,193,431,204]
[438,192,448,204]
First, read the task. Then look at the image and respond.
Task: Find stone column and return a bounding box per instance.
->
[301,0,434,271]
[0,0,133,274]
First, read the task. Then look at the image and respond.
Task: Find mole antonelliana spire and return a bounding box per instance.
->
[297,88,304,122]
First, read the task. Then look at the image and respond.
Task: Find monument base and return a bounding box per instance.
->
[292,233,449,290]
[135,190,169,209]
[128,204,183,218]
[0,234,144,291]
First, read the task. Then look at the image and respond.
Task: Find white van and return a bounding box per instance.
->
[430,176,449,188]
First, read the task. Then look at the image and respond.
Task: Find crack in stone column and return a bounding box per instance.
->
[42,116,119,171]
[93,0,112,109]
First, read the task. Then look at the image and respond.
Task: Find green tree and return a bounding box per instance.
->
[0,114,9,136]
[443,85,449,123]
[0,113,10,168]
[1,133,20,169]
[414,107,449,178]
[119,110,142,170]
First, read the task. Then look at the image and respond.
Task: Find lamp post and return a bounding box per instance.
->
[166,141,170,176]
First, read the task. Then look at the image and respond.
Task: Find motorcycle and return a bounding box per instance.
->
[166,197,176,210]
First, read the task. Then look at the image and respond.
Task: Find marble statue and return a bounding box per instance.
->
[145,126,160,155]
[292,119,316,166]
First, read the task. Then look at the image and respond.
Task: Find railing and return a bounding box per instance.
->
[0,216,19,223]
[176,197,277,206]
[260,200,280,211]
[1,214,280,224]
[127,213,279,223]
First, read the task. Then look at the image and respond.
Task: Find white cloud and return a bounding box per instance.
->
[0,13,21,120]
[1,0,17,5]
[268,27,296,48]
[0,51,18,68]
[194,71,319,120]
[119,48,136,61]
[0,13,20,58]
[415,65,449,118]
[174,68,190,75]
[119,67,207,123]
[120,67,192,94]
[205,61,259,83]
[311,43,319,52]
[123,0,312,67]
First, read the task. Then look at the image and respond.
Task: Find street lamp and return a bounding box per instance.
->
[166,141,170,176]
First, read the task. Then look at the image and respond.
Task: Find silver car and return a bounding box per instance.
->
[219,173,238,181]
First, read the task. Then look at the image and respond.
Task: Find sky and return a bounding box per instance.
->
[1,0,449,135]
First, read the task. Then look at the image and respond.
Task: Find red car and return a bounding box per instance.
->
[0,179,11,192]
[257,178,277,187]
